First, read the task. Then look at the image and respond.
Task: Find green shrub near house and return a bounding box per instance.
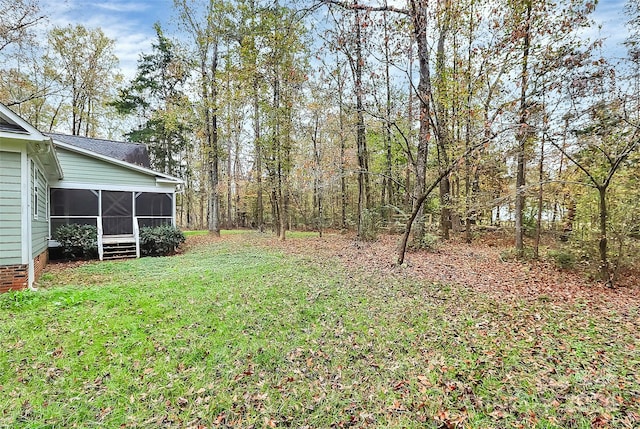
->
[53,224,98,259]
[139,224,185,256]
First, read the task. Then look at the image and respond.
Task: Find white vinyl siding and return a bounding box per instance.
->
[55,147,159,188]
[31,163,49,257]
[0,150,23,264]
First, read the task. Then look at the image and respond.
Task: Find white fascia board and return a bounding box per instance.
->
[156,177,182,185]
[29,138,64,180]
[46,138,64,180]
[0,105,64,180]
[52,140,183,184]
[0,130,45,142]
[0,104,48,140]
[48,181,176,193]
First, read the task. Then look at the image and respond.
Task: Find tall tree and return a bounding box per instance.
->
[0,0,43,55]
[112,24,192,178]
[46,24,120,136]
[261,2,308,240]
[556,100,640,287]
[505,0,596,256]
[236,0,267,231]
[407,0,432,246]
[512,0,532,256]
[434,0,453,239]
[326,4,372,239]
[174,0,226,236]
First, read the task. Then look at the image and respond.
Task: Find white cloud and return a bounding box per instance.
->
[89,1,151,13]
[590,0,628,59]
[38,0,172,80]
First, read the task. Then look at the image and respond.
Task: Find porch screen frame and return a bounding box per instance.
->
[49,188,99,237]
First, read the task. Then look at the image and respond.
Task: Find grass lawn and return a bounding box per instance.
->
[1,232,638,428]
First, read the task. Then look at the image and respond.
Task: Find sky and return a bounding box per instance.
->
[37,0,631,82]
[586,0,630,59]
[40,0,175,79]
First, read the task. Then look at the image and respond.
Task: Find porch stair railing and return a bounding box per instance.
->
[97,217,104,261]
[95,216,141,260]
[134,217,141,259]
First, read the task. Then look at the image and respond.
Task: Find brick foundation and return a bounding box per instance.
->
[0,250,48,293]
[0,264,28,293]
[33,249,48,284]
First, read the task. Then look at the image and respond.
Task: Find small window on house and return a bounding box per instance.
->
[32,161,39,220]
[45,181,49,221]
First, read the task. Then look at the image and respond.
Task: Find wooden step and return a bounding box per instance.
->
[102,242,137,260]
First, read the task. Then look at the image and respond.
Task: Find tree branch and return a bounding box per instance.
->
[548,139,601,188]
[322,0,409,15]
[396,139,487,265]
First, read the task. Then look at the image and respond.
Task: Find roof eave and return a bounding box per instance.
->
[52,139,182,184]
[156,177,184,185]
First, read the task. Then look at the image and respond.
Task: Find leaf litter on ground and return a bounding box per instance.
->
[2,230,639,428]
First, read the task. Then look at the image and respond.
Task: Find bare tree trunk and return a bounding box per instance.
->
[553,118,569,226]
[382,11,393,221]
[226,73,233,229]
[200,186,205,230]
[281,111,292,239]
[464,112,473,243]
[234,123,242,228]
[203,53,220,237]
[410,0,431,245]
[435,2,451,240]
[270,183,277,234]
[254,76,264,232]
[339,95,347,231]
[278,163,286,241]
[534,133,544,259]
[354,8,369,239]
[598,186,612,287]
[515,0,532,256]
[227,142,233,229]
[463,2,476,244]
[312,115,323,237]
[272,72,286,241]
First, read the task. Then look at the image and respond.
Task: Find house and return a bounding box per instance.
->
[0,103,182,293]
[1,104,63,292]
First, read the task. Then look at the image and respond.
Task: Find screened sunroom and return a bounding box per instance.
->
[45,135,182,260]
[49,188,176,259]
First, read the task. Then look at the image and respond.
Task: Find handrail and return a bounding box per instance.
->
[97,216,104,261]
[133,217,140,258]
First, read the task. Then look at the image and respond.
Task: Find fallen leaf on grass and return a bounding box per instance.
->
[98,406,112,420]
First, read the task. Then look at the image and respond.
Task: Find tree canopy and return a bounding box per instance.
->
[1,0,639,286]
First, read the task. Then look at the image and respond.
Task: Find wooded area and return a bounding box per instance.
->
[1,0,639,286]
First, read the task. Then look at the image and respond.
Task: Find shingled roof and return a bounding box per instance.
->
[45,133,151,168]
